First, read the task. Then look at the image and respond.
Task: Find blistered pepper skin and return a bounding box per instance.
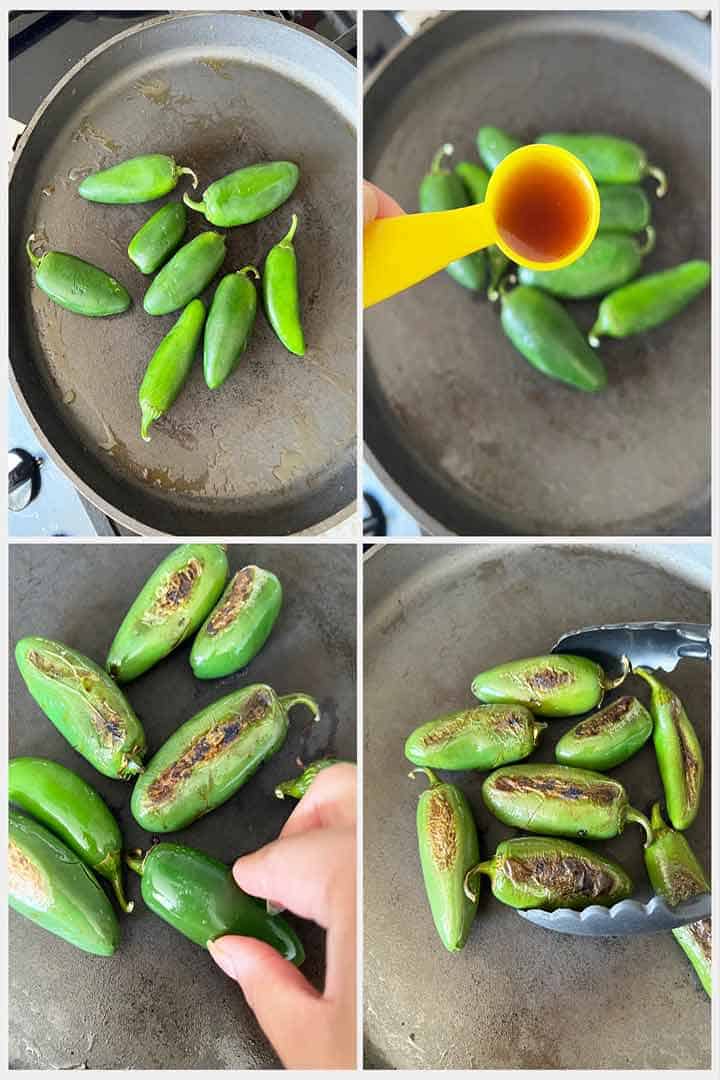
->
[464,835,633,910]
[106,544,228,684]
[471,653,625,717]
[126,842,303,964]
[190,565,282,680]
[15,637,146,779]
[275,758,340,799]
[644,804,711,997]
[482,763,653,844]
[554,695,653,770]
[404,704,546,771]
[9,810,119,956]
[131,685,319,832]
[9,757,133,912]
[636,668,704,830]
[412,767,479,952]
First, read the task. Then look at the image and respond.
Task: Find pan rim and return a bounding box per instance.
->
[363,9,711,538]
[10,10,357,537]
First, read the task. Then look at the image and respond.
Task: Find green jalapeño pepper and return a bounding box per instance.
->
[106,543,228,683]
[204,267,259,389]
[190,565,283,679]
[15,637,146,779]
[644,803,711,997]
[500,286,608,392]
[517,227,655,300]
[183,161,299,227]
[464,835,633,911]
[126,842,303,963]
[275,758,340,799]
[78,153,198,204]
[597,184,651,234]
[9,757,132,913]
[128,201,187,275]
[482,763,654,845]
[26,235,130,317]
[554,695,653,771]
[536,134,667,197]
[139,299,205,441]
[636,668,704,830]
[476,126,522,172]
[419,144,487,291]
[263,214,305,356]
[589,261,710,345]
[410,767,479,952]
[10,810,119,956]
[471,652,627,717]
[143,231,226,316]
[404,704,546,771]
[131,685,319,832]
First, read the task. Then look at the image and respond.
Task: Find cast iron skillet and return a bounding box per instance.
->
[364,543,710,1069]
[365,11,710,535]
[9,543,356,1068]
[10,12,356,535]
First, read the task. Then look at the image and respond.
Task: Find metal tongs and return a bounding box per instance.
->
[516,621,711,936]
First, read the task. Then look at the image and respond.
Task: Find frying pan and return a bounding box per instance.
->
[364,11,710,536]
[364,542,710,1069]
[10,12,356,536]
[9,543,356,1068]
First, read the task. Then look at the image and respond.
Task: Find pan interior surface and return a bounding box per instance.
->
[364,542,710,1069]
[365,12,709,535]
[11,13,356,535]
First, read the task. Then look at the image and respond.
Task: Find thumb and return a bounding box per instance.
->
[207,936,322,1066]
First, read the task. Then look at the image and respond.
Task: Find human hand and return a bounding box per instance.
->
[363,179,404,224]
[208,763,357,1070]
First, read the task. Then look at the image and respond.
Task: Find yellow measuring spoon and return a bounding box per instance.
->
[364,143,600,309]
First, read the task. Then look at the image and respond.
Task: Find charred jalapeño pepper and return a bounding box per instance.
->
[131,685,319,832]
[275,758,340,799]
[554,696,653,770]
[15,637,146,779]
[106,544,228,683]
[190,565,282,680]
[404,704,546,770]
[410,767,479,952]
[471,653,628,717]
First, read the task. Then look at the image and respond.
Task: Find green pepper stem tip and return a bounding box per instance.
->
[279,692,320,722]
[25,234,42,269]
[430,143,454,174]
[238,265,260,280]
[140,404,161,443]
[646,164,668,199]
[588,329,601,348]
[274,786,285,799]
[627,806,654,848]
[280,214,298,247]
[183,192,206,214]
[125,851,146,876]
[649,802,667,834]
[636,225,656,257]
[110,874,134,914]
[604,654,631,691]
[463,863,489,903]
[407,766,439,788]
[177,165,199,189]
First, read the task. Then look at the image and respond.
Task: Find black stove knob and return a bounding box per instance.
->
[8,448,42,511]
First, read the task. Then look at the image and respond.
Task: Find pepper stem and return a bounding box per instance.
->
[463,862,490,903]
[26,234,42,269]
[650,801,668,836]
[407,766,440,789]
[636,225,656,257]
[109,871,135,914]
[140,403,161,443]
[125,849,147,876]
[183,192,206,214]
[280,214,298,248]
[176,165,199,189]
[430,143,454,175]
[588,326,601,348]
[603,654,631,691]
[279,692,320,722]
[533,720,548,742]
[627,806,654,848]
[493,271,516,303]
[646,164,668,199]
[238,265,260,280]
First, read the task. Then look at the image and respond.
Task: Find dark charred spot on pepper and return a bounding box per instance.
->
[206,568,255,636]
[504,853,616,899]
[427,791,457,872]
[422,708,525,747]
[574,697,633,738]
[664,866,707,906]
[9,840,50,908]
[145,558,202,622]
[91,702,126,748]
[524,667,575,693]
[146,689,273,805]
[676,721,701,807]
[493,773,617,805]
[687,918,711,961]
[28,648,77,680]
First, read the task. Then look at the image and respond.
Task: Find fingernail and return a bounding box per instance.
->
[207,938,236,980]
[363,183,379,225]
